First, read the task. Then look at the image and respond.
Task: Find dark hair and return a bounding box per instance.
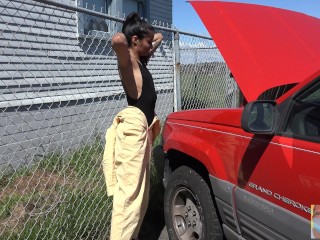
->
[122,12,154,47]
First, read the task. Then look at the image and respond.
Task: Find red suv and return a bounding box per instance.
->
[155,2,320,240]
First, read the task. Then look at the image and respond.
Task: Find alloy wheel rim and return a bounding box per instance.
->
[171,187,202,240]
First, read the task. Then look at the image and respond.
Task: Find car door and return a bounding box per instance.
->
[234,79,320,240]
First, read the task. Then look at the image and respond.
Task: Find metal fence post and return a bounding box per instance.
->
[174,31,181,111]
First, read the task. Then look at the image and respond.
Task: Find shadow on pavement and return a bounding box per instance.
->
[139,178,166,240]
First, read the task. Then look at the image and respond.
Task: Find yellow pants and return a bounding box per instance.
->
[105,107,160,240]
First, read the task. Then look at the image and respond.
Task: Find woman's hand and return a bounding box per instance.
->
[149,32,163,56]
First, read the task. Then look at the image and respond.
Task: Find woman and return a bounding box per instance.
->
[102,12,163,240]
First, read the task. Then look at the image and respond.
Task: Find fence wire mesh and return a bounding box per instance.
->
[179,34,239,110]
[0,0,237,239]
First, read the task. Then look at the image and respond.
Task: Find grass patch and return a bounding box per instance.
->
[0,137,165,240]
[0,139,111,240]
[12,190,111,240]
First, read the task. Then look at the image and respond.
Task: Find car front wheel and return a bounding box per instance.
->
[164,166,223,240]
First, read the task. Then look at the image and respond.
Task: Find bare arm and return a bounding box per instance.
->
[149,32,163,56]
[111,32,130,68]
[111,33,139,98]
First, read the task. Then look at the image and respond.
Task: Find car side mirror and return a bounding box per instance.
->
[241,101,276,135]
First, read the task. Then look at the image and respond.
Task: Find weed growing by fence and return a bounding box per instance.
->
[0,139,111,240]
[0,136,164,240]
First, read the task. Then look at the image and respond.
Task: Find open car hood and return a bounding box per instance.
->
[191,1,320,101]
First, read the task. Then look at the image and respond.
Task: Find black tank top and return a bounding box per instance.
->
[126,62,157,126]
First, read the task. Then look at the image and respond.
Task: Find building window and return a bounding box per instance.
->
[123,0,145,17]
[78,0,110,36]
[78,0,146,37]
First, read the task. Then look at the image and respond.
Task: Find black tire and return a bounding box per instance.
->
[164,166,223,240]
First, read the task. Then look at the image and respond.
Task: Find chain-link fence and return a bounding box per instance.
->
[0,0,237,239]
[178,35,239,110]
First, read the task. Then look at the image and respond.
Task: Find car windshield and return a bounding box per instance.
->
[284,79,320,141]
[257,83,296,100]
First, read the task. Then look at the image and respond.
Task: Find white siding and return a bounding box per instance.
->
[149,0,172,24]
[0,0,173,107]
[0,0,122,108]
[0,0,174,168]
